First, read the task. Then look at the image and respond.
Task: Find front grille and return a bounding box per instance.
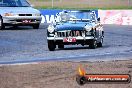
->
[19,14,32,16]
[56,30,84,37]
[16,19,38,22]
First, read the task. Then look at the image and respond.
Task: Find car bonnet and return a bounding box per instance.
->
[56,22,89,31]
[0,7,40,14]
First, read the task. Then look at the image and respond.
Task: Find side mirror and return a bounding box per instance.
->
[97,17,100,21]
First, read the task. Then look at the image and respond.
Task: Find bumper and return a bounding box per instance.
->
[47,36,95,45]
[47,36,95,40]
[3,16,42,25]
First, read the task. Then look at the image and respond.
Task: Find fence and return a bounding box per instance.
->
[40,9,132,25]
[29,0,132,9]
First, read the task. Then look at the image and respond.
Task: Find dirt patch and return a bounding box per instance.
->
[0,60,132,88]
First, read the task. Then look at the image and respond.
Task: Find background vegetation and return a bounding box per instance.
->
[28,0,132,9]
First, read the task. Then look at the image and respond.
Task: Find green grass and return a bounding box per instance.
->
[35,6,132,10]
[29,0,132,9]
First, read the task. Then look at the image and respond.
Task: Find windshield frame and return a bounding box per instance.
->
[56,11,96,23]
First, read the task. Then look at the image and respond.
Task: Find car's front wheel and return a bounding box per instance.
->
[48,40,55,51]
[89,40,97,49]
[0,16,5,30]
[97,38,103,47]
[33,24,40,29]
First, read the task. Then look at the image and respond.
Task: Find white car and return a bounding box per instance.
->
[0,0,42,30]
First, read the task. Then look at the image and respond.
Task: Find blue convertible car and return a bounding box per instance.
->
[47,10,104,51]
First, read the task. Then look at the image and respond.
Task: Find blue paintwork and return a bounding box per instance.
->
[56,22,88,31]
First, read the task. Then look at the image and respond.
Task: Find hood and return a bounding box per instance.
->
[56,22,88,31]
[0,7,40,14]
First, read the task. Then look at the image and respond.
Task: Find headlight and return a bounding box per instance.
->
[48,25,55,33]
[4,13,18,16]
[84,25,92,31]
[34,13,41,16]
[4,13,14,16]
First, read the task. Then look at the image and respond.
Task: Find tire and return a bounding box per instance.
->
[48,40,55,51]
[0,16,5,30]
[33,24,40,29]
[58,45,64,49]
[97,38,103,47]
[89,40,97,49]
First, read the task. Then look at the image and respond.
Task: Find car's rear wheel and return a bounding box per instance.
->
[97,38,103,47]
[33,24,40,29]
[48,40,55,51]
[89,40,97,49]
[58,45,64,49]
[0,16,5,30]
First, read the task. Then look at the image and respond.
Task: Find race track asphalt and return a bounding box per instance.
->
[0,24,132,64]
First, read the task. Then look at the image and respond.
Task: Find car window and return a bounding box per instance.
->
[56,11,96,23]
[0,0,30,7]
[69,12,95,20]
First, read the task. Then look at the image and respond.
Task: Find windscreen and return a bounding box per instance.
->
[0,0,30,7]
[69,11,94,20]
[58,11,96,22]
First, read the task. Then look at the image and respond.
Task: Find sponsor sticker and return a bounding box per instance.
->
[76,66,131,85]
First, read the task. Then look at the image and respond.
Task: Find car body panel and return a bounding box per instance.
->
[56,22,87,31]
[0,7,40,15]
